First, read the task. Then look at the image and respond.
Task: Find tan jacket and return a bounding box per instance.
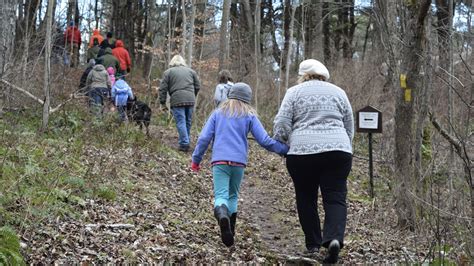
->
[86,65,111,89]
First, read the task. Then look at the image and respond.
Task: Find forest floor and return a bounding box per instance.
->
[0,68,466,264]
[1,114,444,264]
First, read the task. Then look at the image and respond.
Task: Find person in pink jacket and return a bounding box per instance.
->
[107,67,116,87]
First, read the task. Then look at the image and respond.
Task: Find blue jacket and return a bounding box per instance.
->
[192,110,289,166]
[111,79,134,106]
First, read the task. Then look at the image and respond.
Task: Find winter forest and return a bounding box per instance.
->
[0,0,473,264]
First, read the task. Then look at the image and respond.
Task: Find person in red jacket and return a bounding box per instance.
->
[64,21,81,67]
[112,40,131,76]
[88,29,104,48]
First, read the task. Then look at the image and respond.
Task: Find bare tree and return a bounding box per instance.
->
[41,0,54,131]
[254,0,261,111]
[186,0,196,65]
[393,0,432,229]
[218,0,232,70]
[0,0,17,77]
[304,0,323,60]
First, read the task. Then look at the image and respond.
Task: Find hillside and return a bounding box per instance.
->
[0,101,455,264]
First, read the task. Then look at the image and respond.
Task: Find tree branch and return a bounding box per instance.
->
[1,78,85,114]
[429,111,463,157]
[1,78,44,105]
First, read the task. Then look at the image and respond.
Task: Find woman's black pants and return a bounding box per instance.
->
[286,151,352,250]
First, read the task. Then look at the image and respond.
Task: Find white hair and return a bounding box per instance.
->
[169,55,187,67]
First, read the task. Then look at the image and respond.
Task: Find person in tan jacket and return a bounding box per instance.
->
[86,64,112,118]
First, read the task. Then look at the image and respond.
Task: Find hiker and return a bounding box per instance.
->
[112,40,132,77]
[86,63,111,118]
[111,75,134,122]
[64,21,81,67]
[191,82,289,247]
[52,27,65,64]
[97,47,120,72]
[159,54,201,152]
[87,38,100,62]
[79,59,95,93]
[213,69,234,107]
[98,32,116,58]
[273,59,354,263]
[88,29,104,48]
[107,67,116,87]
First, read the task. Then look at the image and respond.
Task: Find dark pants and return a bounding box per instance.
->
[88,87,109,118]
[117,105,127,121]
[286,151,352,250]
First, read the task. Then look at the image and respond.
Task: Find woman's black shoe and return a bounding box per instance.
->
[304,246,319,254]
[323,239,340,264]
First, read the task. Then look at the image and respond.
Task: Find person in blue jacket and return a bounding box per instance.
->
[111,75,134,121]
[191,82,289,247]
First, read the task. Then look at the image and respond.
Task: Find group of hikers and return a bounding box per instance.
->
[69,24,134,121]
[72,24,353,263]
[158,54,353,263]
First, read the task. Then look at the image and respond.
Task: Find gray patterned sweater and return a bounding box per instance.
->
[273,80,354,155]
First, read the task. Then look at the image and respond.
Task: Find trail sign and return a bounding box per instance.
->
[356,106,382,133]
[356,105,383,198]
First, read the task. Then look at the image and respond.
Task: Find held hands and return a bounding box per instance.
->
[191,162,200,172]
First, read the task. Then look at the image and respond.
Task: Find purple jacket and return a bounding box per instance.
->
[192,110,289,166]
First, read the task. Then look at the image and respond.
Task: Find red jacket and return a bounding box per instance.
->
[64,26,81,45]
[112,40,131,71]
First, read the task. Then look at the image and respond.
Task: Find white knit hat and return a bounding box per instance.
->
[298,59,330,80]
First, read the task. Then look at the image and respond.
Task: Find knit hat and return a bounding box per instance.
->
[88,59,95,67]
[228,82,252,104]
[298,59,330,80]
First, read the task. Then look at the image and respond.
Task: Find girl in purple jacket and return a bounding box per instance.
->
[191,83,288,247]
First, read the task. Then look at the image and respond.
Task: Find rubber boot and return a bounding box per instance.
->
[213,205,234,247]
[230,213,237,236]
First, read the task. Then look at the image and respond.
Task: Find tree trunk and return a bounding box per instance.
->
[342,0,356,59]
[393,0,431,230]
[181,0,187,56]
[42,0,54,132]
[218,0,232,70]
[268,0,281,65]
[167,2,172,64]
[281,0,291,74]
[304,0,323,60]
[254,0,261,112]
[186,0,196,65]
[0,0,16,77]
[322,1,331,65]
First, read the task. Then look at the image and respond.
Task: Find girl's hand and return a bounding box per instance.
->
[191,162,200,172]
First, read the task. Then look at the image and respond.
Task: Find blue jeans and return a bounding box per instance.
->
[171,106,193,147]
[213,165,245,214]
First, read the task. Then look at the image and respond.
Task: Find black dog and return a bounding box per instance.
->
[126,98,152,136]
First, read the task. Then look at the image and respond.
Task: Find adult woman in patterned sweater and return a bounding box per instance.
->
[273,59,354,263]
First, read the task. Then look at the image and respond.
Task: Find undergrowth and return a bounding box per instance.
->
[0,106,171,262]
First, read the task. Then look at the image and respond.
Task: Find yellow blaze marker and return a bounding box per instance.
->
[400,74,407,89]
[405,89,412,102]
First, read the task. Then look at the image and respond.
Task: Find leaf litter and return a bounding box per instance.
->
[19,124,444,264]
